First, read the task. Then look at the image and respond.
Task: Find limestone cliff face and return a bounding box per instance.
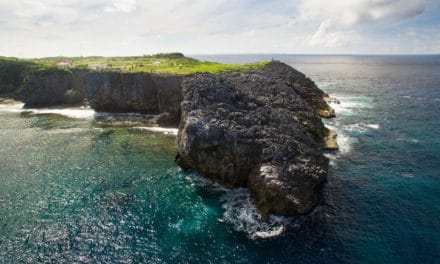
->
[13,70,183,126]
[175,62,331,217]
[18,70,84,107]
[82,72,182,125]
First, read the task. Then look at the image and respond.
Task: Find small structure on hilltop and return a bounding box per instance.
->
[88,63,108,71]
[57,60,73,69]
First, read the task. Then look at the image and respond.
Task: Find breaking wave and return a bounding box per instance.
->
[0,99,95,119]
[344,123,380,132]
[187,174,290,239]
[327,94,373,116]
[27,107,96,119]
[220,189,289,239]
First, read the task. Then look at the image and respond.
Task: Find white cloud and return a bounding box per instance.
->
[298,0,431,27]
[310,20,347,47]
[104,0,137,13]
[0,0,438,56]
[298,0,436,48]
[9,0,79,25]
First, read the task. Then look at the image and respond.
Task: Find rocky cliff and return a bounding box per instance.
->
[17,70,84,107]
[2,68,183,127]
[1,60,336,217]
[82,72,182,126]
[176,61,332,217]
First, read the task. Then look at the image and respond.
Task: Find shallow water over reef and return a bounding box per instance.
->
[1,55,440,263]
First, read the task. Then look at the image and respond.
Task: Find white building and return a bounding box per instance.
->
[57,60,73,69]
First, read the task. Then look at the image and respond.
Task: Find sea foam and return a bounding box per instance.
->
[27,108,96,119]
[132,126,178,136]
[344,123,380,132]
[0,100,96,119]
[187,173,289,239]
[327,95,373,116]
[220,188,289,239]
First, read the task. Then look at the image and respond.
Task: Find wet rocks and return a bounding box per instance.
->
[323,129,338,151]
[156,112,180,127]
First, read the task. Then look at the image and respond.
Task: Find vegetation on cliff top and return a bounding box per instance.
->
[0,53,267,75]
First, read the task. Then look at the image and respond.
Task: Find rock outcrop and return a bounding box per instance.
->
[83,72,182,125]
[262,62,335,118]
[176,61,332,217]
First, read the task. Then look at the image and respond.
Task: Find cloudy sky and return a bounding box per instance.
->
[0,0,439,57]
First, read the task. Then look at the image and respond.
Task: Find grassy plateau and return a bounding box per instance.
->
[0,53,267,75]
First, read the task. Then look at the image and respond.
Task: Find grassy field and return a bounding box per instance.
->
[0,53,267,75]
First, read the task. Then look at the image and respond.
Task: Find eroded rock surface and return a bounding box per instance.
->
[262,62,335,118]
[18,70,77,107]
[176,61,332,216]
[83,72,182,125]
[18,70,83,107]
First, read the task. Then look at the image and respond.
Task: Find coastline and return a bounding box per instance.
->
[1,59,338,219]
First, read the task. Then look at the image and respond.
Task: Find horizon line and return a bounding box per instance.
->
[2,53,439,59]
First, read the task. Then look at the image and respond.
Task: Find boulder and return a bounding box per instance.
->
[64,89,83,105]
[156,112,180,127]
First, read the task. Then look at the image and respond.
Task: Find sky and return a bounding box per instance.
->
[0,0,439,57]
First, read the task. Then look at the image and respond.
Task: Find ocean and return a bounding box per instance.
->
[0,55,439,263]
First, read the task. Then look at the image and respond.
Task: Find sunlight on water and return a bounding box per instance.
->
[1,55,439,263]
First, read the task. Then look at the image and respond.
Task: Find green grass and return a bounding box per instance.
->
[0,53,268,75]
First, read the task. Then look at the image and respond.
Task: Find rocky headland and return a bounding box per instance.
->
[176,62,335,216]
[0,60,337,217]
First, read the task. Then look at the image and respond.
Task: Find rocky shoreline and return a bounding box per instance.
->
[0,60,337,217]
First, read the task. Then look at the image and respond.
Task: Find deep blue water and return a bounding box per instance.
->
[1,55,439,263]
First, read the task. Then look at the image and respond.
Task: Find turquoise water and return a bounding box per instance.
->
[1,55,440,263]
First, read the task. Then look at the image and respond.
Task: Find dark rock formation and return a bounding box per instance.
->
[156,112,180,127]
[0,59,32,96]
[83,72,182,125]
[10,68,88,107]
[18,70,85,107]
[262,62,335,118]
[176,61,332,216]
